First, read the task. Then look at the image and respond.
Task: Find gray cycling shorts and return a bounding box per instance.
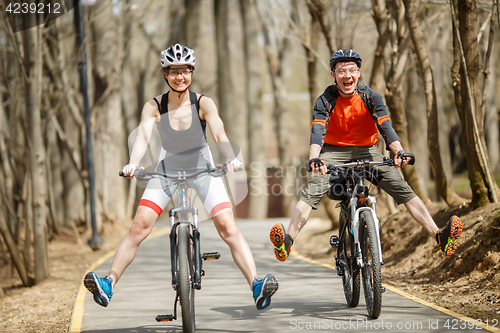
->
[300,145,416,209]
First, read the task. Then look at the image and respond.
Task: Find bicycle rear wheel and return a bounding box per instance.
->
[177,224,195,333]
[359,211,382,319]
[338,209,360,307]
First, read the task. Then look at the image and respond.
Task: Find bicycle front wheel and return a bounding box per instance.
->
[177,223,195,333]
[338,209,360,307]
[359,211,382,319]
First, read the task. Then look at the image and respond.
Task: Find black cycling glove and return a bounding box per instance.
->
[307,158,325,172]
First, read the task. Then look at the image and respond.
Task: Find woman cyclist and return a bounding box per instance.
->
[84,44,278,311]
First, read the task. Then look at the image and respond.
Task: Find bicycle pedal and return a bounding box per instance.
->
[156,314,175,322]
[202,252,220,260]
[381,286,386,293]
[330,235,340,248]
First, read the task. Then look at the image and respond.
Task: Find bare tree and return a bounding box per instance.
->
[370,0,392,94]
[214,0,236,141]
[485,46,499,173]
[89,0,128,225]
[258,1,295,215]
[240,0,268,218]
[24,15,49,283]
[450,0,498,207]
[383,0,431,205]
[403,0,466,207]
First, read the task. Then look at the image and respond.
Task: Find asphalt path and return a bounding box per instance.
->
[74,218,489,333]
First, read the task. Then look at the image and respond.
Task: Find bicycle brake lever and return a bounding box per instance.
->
[381,156,395,166]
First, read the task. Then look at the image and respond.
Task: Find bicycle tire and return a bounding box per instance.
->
[359,211,382,319]
[338,208,360,307]
[177,224,195,333]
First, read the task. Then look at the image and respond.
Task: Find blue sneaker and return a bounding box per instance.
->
[84,272,113,307]
[252,274,278,310]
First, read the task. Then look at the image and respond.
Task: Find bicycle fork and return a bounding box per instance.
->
[169,207,202,290]
[351,196,384,267]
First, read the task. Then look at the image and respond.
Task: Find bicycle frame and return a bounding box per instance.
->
[331,160,384,267]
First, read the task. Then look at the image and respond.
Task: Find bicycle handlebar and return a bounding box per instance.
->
[118,163,241,180]
[325,152,415,173]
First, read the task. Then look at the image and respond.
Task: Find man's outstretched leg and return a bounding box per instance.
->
[270,200,313,261]
[404,196,462,255]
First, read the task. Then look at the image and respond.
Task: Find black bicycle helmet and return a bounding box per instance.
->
[329,49,362,71]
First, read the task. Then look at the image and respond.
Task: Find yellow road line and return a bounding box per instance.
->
[67,226,170,333]
[291,251,499,333]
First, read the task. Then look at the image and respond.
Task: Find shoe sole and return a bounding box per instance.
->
[270,223,288,262]
[84,272,109,307]
[256,275,279,310]
[445,216,463,256]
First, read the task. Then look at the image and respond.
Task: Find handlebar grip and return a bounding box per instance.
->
[405,153,416,165]
[119,171,124,177]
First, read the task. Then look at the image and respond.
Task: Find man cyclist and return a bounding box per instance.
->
[84,44,278,310]
[270,49,462,262]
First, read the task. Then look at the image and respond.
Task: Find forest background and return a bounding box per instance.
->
[0,0,499,312]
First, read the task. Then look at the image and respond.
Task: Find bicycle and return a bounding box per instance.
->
[120,163,236,333]
[327,153,415,319]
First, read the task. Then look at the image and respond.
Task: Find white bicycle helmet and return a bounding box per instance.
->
[160,44,196,68]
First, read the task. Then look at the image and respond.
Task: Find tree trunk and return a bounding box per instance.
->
[305,0,335,54]
[403,0,466,207]
[185,0,202,49]
[0,202,30,287]
[485,47,499,173]
[24,18,49,284]
[89,0,128,224]
[51,15,87,228]
[184,0,202,93]
[386,80,432,205]
[0,91,15,232]
[214,0,235,142]
[383,1,431,205]
[450,0,498,208]
[370,0,398,215]
[370,0,391,94]
[299,0,338,228]
[406,67,430,196]
[240,0,268,219]
[262,11,294,216]
[305,7,320,108]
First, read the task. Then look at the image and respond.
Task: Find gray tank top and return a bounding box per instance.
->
[153,91,207,155]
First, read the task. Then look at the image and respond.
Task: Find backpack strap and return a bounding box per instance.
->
[153,97,161,112]
[189,91,207,135]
